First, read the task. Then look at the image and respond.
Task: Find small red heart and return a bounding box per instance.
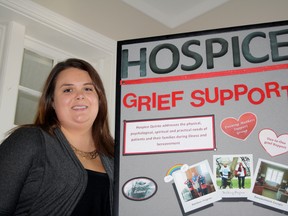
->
[221,112,257,140]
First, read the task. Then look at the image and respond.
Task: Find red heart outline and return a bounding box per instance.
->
[221,112,257,140]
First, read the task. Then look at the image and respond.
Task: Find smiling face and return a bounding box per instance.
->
[53,67,99,131]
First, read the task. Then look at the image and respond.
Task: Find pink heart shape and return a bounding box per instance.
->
[259,129,288,157]
[221,112,257,140]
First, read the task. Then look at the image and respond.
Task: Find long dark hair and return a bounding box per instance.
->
[34,58,114,157]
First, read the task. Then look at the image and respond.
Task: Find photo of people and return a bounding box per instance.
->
[248,159,288,212]
[173,160,221,215]
[183,169,211,200]
[213,154,253,198]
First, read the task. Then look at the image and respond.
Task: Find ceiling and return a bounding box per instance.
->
[24,0,288,41]
[121,0,231,28]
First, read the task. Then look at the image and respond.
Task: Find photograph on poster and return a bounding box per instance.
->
[213,154,253,198]
[122,177,157,201]
[123,115,215,155]
[248,159,288,212]
[172,160,221,215]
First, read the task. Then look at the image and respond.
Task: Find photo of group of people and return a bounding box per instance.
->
[171,155,287,215]
[213,154,253,198]
[183,166,214,201]
[172,160,221,215]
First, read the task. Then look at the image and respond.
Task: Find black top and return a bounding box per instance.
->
[71,169,111,216]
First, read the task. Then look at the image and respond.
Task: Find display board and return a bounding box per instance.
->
[114,21,288,216]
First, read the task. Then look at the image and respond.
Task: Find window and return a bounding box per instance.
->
[12,35,72,126]
[14,49,54,125]
[265,167,284,184]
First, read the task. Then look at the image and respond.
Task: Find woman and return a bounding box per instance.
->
[236,162,246,189]
[0,58,114,215]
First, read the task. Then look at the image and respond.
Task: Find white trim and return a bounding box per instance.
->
[0,0,116,54]
[18,86,42,98]
[24,36,73,61]
[0,21,25,140]
[0,23,7,111]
